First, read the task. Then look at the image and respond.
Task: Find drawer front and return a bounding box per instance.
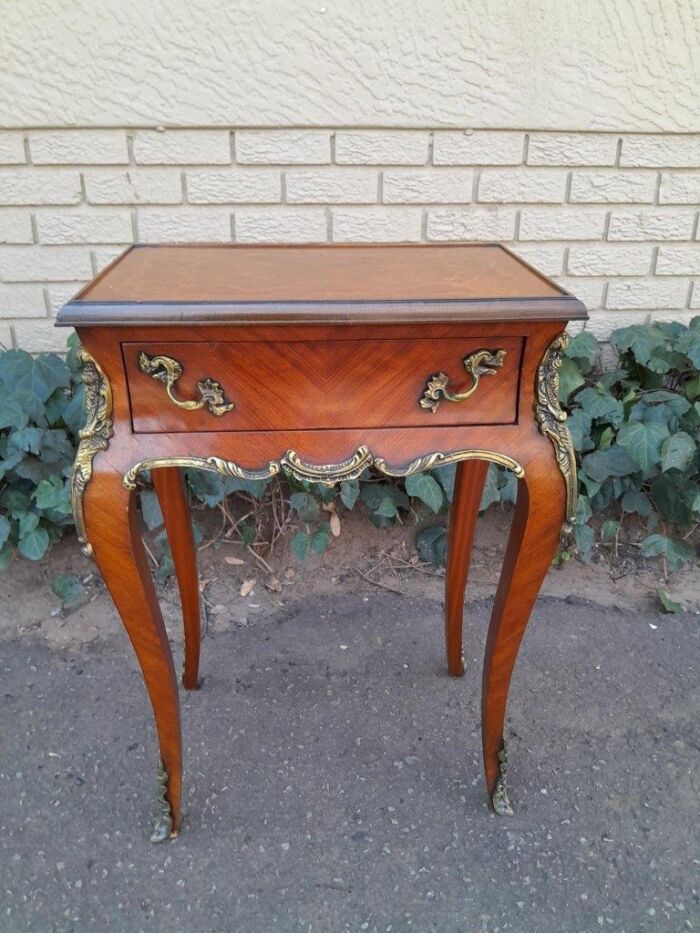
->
[124,337,523,433]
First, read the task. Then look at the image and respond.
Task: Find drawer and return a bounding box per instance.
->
[123,337,523,433]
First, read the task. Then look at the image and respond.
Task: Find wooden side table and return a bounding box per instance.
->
[56,243,586,841]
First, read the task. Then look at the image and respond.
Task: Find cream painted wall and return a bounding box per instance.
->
[1,0,699,351]
[1,0,699,131]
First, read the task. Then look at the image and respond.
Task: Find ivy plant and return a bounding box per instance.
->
[563,320,699,569]
[0,335,84,567]
[1,321,698,576]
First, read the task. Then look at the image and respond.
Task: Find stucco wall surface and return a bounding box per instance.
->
[1,0,699,131]
[0,2,699,351]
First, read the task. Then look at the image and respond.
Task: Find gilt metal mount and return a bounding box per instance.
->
[420,348,506,414]
[534,333,578,528]
[138,352,234,417]
[124,447,525,491]
[70,348,114,557]
[150,758,175,843]
[491,739,514,816]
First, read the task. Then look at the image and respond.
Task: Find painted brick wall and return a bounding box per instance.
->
[0,128,698,352]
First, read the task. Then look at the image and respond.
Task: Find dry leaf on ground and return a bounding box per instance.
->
[240,578,256,597]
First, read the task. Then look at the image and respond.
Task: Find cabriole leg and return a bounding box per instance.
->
[444,459,488,676]
[481,450,566,815]
[152,467,201,689]
[84,465,182,842]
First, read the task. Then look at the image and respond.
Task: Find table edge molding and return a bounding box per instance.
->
[56,297,587,328]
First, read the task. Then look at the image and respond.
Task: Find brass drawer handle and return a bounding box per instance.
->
[138,352,235,416]
[419,348,506,414]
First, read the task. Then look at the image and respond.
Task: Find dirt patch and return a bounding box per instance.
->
[1,507,697,653]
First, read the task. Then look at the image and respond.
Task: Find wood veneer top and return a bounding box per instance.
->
[57,244,586,326]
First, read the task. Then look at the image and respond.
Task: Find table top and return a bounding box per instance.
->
[57,243,586,326]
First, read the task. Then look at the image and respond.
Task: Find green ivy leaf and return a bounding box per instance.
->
[40,428,73,463]
[643,390,684,404]
[577,386,624,426]
[660,432,696,472]
[373,496,398,519]
[360,484,405,515]
[61,383,86,436]
[140,488,164,530]
[616,420,667,473]
[650,474,696,526]
[574,494,592,524]
[598,367,629,390]
[0,397,29,431]
[640,533,693,572]
[657,587,682,614]
[184,469,225,507]
[479,464,501,510]
[598,425,614,450]
[646,347,687,374]
[675,327,700,368]
[0,542,12,571]
[19,511,39,537]
[0,514,10,548]
[18,525,50,561]
[222,476,269,499]
[657,321,687,340]
[310,522,331,555]
[610,324,667,366]
[51,572,84,606]
[33,477,71,513]
[416,525,447,566]
[498,468,518,505]
[0,350,68,404]
[573,522,594,561]
[566,331,598,370]
[239,523,255,548]
[621,489,653,516]
[684,375,700,401]
[2,488,31,518]
[600,520,619,543]
[10,426,43,454]
[581,445,638,483]
[155,552,174,584]
[567,409,594,452]
[0,444,24,479]
[340,480,360,510]
[291,531,310,561]
[432,463,456,503]
[311,482,337,503]
[289,491,320,522]
[15,455,63,484]
[405,473,444,513]
[558,357,585,403]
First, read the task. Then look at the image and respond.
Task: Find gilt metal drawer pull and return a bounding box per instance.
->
[138,352,235,416]
[419,348,507,414]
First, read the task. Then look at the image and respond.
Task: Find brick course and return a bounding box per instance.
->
[382,170,473,204]
[286,169,377,203]
[0,127,697,348]
[85,169,183,205]
[28,131,128,165]
[335,132,428,165]
[133,130,231,165]
[235,131,330,165]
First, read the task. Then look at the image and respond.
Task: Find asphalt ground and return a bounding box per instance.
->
[1,591,698,932]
